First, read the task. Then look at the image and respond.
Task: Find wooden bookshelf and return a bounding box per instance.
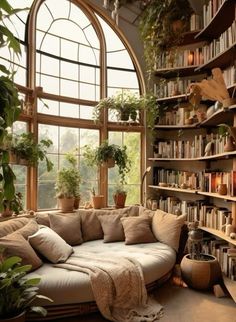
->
[195,0,235,40]
[148,185,198,194]
[223,274,236,303]
[197,191,236,202]
[154,65,201,79]
[199,226,236,246]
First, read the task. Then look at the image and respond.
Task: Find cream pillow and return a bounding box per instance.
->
[98,214,125,242]
[152,209,186,252]
[0,232,42,271]
[29,226,73,263]
[121,215,156,245]
[49,213,83,246]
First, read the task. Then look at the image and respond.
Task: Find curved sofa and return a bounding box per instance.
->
[0,206,187,320]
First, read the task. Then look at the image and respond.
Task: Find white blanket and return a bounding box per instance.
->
[54,252,163,322]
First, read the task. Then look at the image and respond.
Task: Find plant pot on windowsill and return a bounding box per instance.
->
[92,195,104,209]
[113,191,127,209]
[9,153,28,166]
[74,196,80,209]
[58,196,75,213]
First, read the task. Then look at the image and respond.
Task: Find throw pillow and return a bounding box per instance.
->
[49,213,83,246]
[79,208,130,242]
[98,214,125,242]
[35,212,50,226]
[0,232,42,271]
[121,215,156,245]
[17,219,39,239]
[0,217,30,238]
[152,209,186,252]
[28,226,73,263]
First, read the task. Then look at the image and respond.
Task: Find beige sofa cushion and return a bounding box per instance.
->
[35,213,50,226]
[121,215,156,245]
[0,232,42,270]
[152,209,186,252]
[49,213,83,246]
[29,226,73,263]
[17,219,39,239]
[98,214,125,242]
[0,217,30,238]
[79,208,131,242]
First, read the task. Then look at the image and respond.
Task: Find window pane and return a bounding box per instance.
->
[61,61,78,81]
[38,99,59,116]
[107,69,139,88]
[60,102,79,118]
[61,38,78,61]
[107,50,134,69]
[80,105,94,119]
[79,83,96,100]
[40,75,59,94]
[60,79,78,97]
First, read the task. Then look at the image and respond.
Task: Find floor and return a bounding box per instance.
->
[50,280,236,322]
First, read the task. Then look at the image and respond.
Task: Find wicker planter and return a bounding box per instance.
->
[180,254,222,290]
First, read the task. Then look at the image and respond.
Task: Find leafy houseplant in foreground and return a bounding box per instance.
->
[0,254,52,321]
[0,0,28,215]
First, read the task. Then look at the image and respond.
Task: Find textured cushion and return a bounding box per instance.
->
[28,226,73,263]
[35,213,50,226]
[98,214,125,242]
[0,217,30,238]
[79,208,131,242]
[121,215,156,245]
[17,219,39,239]
[152,209,186,252]
[49,213,83,246]
[0,232,42,270]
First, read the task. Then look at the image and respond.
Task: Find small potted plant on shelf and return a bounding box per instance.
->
[55,151,81,212]
[90,187,104,209]
[0,253,52,322]
[9,133,53,171]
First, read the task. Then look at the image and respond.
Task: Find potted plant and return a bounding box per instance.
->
[93,90,141,122]
[0,254,52,322]
[0,1,29,215]
[1,192,23,217]
[55,151,81,212]
[90,187,104,209]
[139,0,192,74]
[218,123,236,152]
[180,221,222,290]
[10,133,53,171]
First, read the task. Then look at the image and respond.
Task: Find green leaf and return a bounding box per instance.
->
[24,278,41,286]
[0,0,12,14]
[1,256,22,272]
[0,64,10,75]
[30,306,48,317]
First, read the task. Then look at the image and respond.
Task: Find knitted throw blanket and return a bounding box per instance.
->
[54,252,163,322]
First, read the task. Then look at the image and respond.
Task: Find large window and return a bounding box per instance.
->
[2,0,144,210]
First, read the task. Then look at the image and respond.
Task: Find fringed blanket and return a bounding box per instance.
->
[54,252,163,322]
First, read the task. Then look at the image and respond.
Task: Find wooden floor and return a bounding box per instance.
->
[49,280,236,322]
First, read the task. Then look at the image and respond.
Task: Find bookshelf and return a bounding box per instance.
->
[149,0,236,299]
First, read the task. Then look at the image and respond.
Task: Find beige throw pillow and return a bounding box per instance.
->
[98,214,125,242]
[0,232,42,271]
[35,213,50,227]
[79,208,131,242]
[152,209,186,252]
[121,215,156,245]
[49,213,83,246]
[17,219,39,239]
[29,226,73,263]
[0,218,30,238]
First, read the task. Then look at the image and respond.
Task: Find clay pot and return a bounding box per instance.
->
[102,158,115,168]
[74,196,80,209]
[180,254,222,290]
[224,136,236,152]
[1,207,13,217]
[113,192,126,209]
[59,197,75,213]
[92,195,104,209]
[217,183,227,195]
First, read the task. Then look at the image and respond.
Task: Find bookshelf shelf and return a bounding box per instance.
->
[148,185,198,194]
[195,0,235,40]
[196,42,236,72]
[200,226,236,246]
[149,151,236,162]
[197,191,236,202]
[154,123,199,130]
[157,94,188,103]
[223,274,236,303]
[154,65,201,79]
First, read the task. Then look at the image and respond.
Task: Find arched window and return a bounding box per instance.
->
[1,0,145,210]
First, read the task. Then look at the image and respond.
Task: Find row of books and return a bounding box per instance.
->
[154,79,192,98]
[199,205,231,231]
[202,0,225,27]
[202,238,236,281]
[153,133,228,159]
[153,167,236,196]
[190,13,203,31]
[222,65,236,87]
[157,106,198,126]
[202,21,236,62]
[156,47,204,69]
